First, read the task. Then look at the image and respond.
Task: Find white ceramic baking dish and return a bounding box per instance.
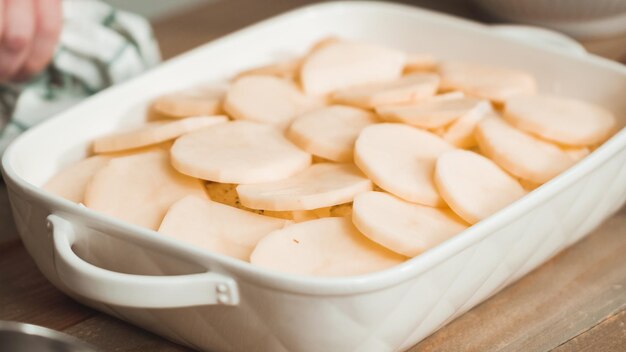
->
[2,2,626,351]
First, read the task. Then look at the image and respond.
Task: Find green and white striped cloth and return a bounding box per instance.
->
[0,0,160,153]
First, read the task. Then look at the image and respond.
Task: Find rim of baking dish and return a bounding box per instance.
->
[3,1,626,296]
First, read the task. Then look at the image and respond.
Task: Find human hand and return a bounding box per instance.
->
[0,0,62,83]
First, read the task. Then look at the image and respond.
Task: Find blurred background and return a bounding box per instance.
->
[104,0,626,61]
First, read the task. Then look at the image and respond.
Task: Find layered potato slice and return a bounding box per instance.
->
[352,191,468,257]
[171,121,311,184]
[354,123,454,207]
[159,196,290,260]
[287,105,378,162]
[300,41,406,95]
[251,217,406,276]
[93,115,227,153]
[84,150,207,230]
[237,163,372,211]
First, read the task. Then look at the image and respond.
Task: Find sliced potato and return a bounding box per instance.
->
[475,117,575,184]
[564,147,590,162]
[250,217,406,276]
[93,116,228,153]
[352,191,468,257]
[44,156,111,203]
[504,95,616,146]
[435,150,526,224]
[438,102,493,148]
[151,87,224,119]
[404,53,438,73]
[204,181,352,221]
[307,36,342,54]
[354,123,454,206]
[331,73,439,109]
[237,163,372,211]
[287,105,378,162]
[439,61,536,104]
[236,58,303,80]
[158,196,289,261]
[377,96,489,130]
[84,150,207,230]
[300,41,406,95]
[224,75,318,129]
[171,121,311,184]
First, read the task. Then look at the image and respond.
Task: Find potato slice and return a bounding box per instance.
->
[476,117,575,184]
[504,95,616,146]
[205,181,352,221]
[84,150,207,230]
[404,53,438,73]
[151,87,224,119]
[564,147,590,162]
[287,105,378,162]
[224,75,318,129]
[377,96,489,130]
[237,163,372,211]
[308,36,342,54]
[44,156,111,203]
[236,58,302,80]
[331,73,439,109]
[171,121,311,184]
[439,61,536,104]
[300,41,406,95]
[435,150,526,224]
[354,123,454,206]
[250,217,405,276]
[438,103,493,148]
[352,191,468,257]
[158,196,289,261]
[93,116,228,153]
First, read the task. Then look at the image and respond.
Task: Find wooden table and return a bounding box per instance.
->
[1,1,625,351]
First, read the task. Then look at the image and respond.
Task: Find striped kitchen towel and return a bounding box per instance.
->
[0,0,161,153]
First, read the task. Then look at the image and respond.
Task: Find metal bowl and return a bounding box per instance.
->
[0,321,96,352]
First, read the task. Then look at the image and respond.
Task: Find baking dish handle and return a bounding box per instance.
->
[47,214,239,308]
[491,24,587,56]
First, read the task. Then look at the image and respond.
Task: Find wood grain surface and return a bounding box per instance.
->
[1,1,625,351]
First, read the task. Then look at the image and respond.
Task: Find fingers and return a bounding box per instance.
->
[14,0,62,81]
[0,0,36,82]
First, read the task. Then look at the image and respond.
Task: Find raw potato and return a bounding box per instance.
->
[205,182,352,221]
[354,123,454,206]
[151,87,224,119]
[564,147,590,162]
[438,105,493,148]
[250,217,406,276]
[98,141,173,156]
[84,150,207,230]
[92,116,228,153]
[435,150,526,224]
[300,41,406,95]
[331,73,439,109]
[439,61,536,104]
[504,95,616,146]
[404,53,438,73]
[171,121,311,183]
[224,75,318,129]
[377,96,489,130]
[287,105,378,162]
[308,36,342,54]
[352,191,468,257]
[44,155,111,203]
[476,117,575,184]
[237,163,372,211]
[158,196,290,260]
[236,58,303,80]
